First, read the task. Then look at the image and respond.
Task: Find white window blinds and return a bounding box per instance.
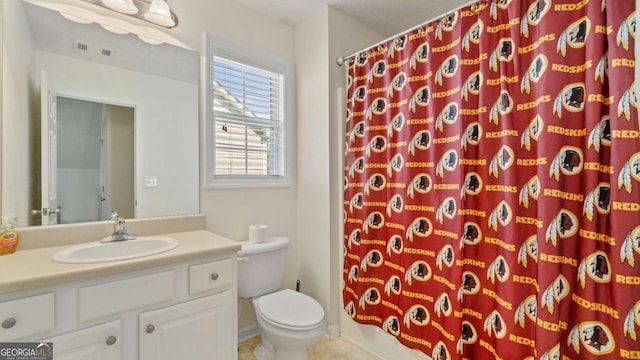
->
[211,55,285,180]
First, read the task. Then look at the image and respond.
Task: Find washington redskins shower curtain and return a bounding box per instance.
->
[342,0,640,358]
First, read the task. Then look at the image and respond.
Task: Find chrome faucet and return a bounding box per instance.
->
[101,211,137,243]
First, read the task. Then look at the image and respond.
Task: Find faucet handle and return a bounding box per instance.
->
[109,211,120,221]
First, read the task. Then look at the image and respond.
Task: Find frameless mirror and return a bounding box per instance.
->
[2,0,199,227]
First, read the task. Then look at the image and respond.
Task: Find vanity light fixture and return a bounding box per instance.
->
[144,0,175,27]
[102,0,138,15]
[60,12,94,24]
[138,35,163,45]
[100,23,130,34]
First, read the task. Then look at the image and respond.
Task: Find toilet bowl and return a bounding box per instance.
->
[252,289,326,360]
[237,237,327,360]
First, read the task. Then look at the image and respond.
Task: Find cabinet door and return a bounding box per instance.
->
[139,291,234,360]
[43,320,121,360]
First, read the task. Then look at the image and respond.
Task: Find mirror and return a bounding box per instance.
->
[2,0,200,227]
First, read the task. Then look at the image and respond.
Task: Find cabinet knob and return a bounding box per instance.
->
[146,325,155,334]
[2,318,16,329]
[210,273,219,281]
[106,336,117,346]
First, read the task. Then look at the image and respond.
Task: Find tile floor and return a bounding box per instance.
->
[238,335,381,360]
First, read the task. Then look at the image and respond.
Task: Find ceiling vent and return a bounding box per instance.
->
[74,41,89,52]
[101,49,112,57]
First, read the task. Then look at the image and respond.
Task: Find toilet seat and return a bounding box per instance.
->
[255,289,325,331]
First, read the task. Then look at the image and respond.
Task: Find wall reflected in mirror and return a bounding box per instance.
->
[2,0,200,227]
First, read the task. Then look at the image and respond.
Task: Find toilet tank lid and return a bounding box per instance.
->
[238,236,289,256]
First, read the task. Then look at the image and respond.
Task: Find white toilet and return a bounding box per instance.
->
[238,237,327,360]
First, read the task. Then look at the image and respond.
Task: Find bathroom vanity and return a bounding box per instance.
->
[0,229,239,360]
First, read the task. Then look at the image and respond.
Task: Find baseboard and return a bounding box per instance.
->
[238,324,260,343]
[327,324,340,339]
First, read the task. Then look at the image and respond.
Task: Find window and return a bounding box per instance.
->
[206,37,291,188]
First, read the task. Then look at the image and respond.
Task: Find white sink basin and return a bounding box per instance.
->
[52,237,179,264]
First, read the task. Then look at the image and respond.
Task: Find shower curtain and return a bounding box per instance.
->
[342,0,639,359]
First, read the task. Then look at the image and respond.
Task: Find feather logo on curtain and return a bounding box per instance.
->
[457,271,480,302]
[461,122,482,151]
[462,20,483,51]
[366,97,388,120]
[362,211,384,234]
[617,81,637,121]
[568,321,615,356]
[616,11,636,51]
[387,113,405,138]
[387,34,407,59]
[387,72,407,97]
[347,228,361,249]
[434,293,452,318]
[386,235,403,256]
[386,194,403,216]
[582,183,610,221]
[541,274,569,314]
[514,295,537,329]
[435,197,456,224]
[520,54,548,94]
[384,275,401,296]
[539,344,561,360]
[483,311,506,339]
[489,38,514,72]
[354,52,368,67]
[587,116,611,152]
[517,235,538,269]
[403,304,430,329]
[545,209,579,246]
[487,255,509,284]
[344,301,355,319]
[435,55,459,86]
[461,71,482,101]
[594,52,608,84]
[577,251,611,289]
[435,12,458,41]
[489,90,513,124]
[409,42,429,70]
[435,244,455,271]
[520,115,543,151]
[347,265,359,283]
[358,287,381,309]
[489,0,512,20]
[461,172,482,200]
[386,154,404,178]
[617,152,640,194]
[409,86,430,113]
[435,102,459,132]
[557,17,590,57]
[366,135,387,158]
[406,173,432,199]
[366,60,387,83]
[518,175,540,209]
[620,225,640,267]
[489,145,515,178]
[436,149,458,178]
[431,341,451,360]
[549,146,584,181]
[487,200,512,231]
[623,301,640,340]
[348,156,364,178]
[360,249,384,272]
[460,222,482,249]
[406,217,433,241]
[349,121,365,143]
[382,316,400,336]
[520,0,551,38]
[408,130,432,156]
[456,321,478,355]
[404,261,432,286]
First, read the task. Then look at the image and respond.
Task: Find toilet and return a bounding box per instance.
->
[238,237,327,360]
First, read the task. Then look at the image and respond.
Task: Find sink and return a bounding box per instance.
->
[52,237,179,264]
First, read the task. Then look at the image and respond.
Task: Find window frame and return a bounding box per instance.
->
[205,36,292,188]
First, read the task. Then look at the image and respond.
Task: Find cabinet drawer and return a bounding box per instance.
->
[79,271,175,322]
[43,320,121,360]
[0,293,55,341]
[189,259,232,295]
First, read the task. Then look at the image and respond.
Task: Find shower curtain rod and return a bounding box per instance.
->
[336,0,485,66]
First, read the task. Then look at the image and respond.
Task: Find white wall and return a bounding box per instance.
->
[163,0,298,334]
[2,0,37,226]
[35,50,198,220]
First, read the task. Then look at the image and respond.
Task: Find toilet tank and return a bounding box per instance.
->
[237,237,289,298]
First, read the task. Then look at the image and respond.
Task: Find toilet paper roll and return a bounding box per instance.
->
[249,225,268,243]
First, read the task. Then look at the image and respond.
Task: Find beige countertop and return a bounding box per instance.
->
[0,230,241,294]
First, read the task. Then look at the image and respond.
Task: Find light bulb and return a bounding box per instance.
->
[102,0,138,15]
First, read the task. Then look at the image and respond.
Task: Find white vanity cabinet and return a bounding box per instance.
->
[0,254,237,360]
